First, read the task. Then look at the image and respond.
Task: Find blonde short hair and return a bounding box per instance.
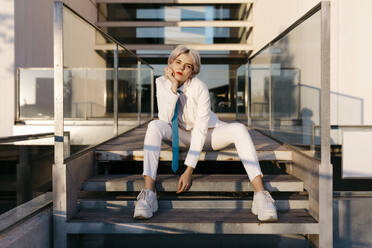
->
[168,45,201,77]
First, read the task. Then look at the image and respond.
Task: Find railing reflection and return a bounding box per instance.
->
[17,67,153,121]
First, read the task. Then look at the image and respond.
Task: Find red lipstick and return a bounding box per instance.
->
[176,72,183,76]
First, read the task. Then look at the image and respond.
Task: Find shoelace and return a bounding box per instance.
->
[137,189,147,201]
[263,191,275,203]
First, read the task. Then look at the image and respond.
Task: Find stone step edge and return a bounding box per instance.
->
[95,150,293,161]
[82,174,304,192]
[77,199,309,211]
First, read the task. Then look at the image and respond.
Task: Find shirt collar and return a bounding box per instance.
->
[178,78,193,93]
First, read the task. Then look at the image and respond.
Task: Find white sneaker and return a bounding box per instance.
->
[251,190,278,221]
[133,189,158,219]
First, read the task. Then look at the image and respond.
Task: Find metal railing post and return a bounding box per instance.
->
[53,2,67,248]
[15,68,20,121]
[53,1,64,167]
[84,69,88,120]
[235,68,239,119]
[246,62,251,126]
[310,125,316,151]
[269,63,273,131]
[137,60,142,125]
[150,68,154,120]
[113,44,119,136]
[319,1,332,247]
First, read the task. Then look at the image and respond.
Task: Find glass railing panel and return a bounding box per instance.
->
[59,4,154,152]
[62,5,118,151]
[249,51,272,130]
[249,9,322,157]
[140,65,153,122]
[236,64,247,121]
[63,6,116,122]
[198,64,235,113]
[116,49,141,133]
[99,4,248,22]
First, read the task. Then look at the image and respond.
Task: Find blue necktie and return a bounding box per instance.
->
[171,90,181,173]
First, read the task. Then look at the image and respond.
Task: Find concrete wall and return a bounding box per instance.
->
[0,0,98,137]
[253,0,321,55]
[0,0,15,137]
[333,194,372,247]
[63,0,98,25]
[0,207,52,248]
[330,0,372,126]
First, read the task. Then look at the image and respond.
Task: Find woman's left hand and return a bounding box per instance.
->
[176,166,194,193]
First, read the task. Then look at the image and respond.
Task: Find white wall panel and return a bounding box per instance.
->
[0,0,15,137]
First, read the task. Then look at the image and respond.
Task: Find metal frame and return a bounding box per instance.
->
[137,60,142,125]
[113,44,119,135]
[96,0,254,4]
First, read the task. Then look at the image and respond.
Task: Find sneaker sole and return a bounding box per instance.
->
[258,215,278,222]
[252,206,278,221]
[258,212,278,222]
[133,209,154,220]
[134,215,152,220]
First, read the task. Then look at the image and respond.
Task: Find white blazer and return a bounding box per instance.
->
[156,75,224,167]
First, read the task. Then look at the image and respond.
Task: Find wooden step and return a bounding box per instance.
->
[95,150,292,162]
[95,126,293,162]
[77,192,309,211]
[82,174,304,192]
[68,208,318,234]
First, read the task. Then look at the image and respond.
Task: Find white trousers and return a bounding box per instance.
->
[143,120,263,181]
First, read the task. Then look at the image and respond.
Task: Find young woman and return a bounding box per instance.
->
[134,45,277,221]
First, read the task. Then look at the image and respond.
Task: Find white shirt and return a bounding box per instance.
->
[156,75,224,168]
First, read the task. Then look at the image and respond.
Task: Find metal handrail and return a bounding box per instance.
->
[17,67,153,71]
[0,131,71,158]
[0,132,68,144]
[62,4,153,69]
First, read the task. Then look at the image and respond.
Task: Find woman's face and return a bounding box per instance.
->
[169,53,194,83]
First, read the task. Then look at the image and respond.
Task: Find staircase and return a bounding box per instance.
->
[53,123,328,247]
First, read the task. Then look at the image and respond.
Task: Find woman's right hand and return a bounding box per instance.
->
[164,67,178,94]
